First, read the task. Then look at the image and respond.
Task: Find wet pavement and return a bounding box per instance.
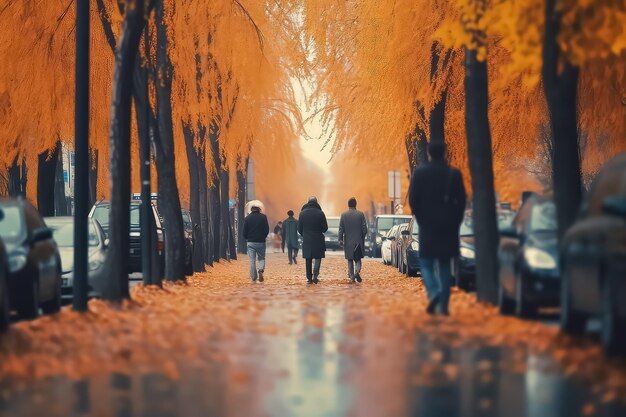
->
[0,254,625,417]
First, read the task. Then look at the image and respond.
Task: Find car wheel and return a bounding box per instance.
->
[601,274,626,356]
[560,263,587,335]
[498,279,515,315]
[515,271,536,318]
[0,273,10,333]
[41,274,61,315]
[19,278,39,320]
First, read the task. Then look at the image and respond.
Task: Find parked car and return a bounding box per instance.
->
[0,198,61,319]
[370,215,412,257]
[45,217,108,302]
[457,209,516,291]
[560,152,626,355]
[497,196,559,317]
[181,209,195,275]
[89,200,164,275]
[324,216,342,251]
[399,218,420,277]
[381,225,399,265]
[0,239,10,332]
[391,224,409,269]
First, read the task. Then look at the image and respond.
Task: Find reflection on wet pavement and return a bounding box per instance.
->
[0,255,624,417]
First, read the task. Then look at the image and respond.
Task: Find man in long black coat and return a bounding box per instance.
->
[338,197,367,283]
[298,196,328,284]
[409,141,466,315]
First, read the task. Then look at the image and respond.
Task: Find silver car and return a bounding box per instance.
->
[44,217,108,301]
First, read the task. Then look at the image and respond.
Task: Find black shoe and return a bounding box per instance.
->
[355,273,362,283]
[307,278,313,284]
[289,261,293,265]
[312,276,319,284]
[258,270,264,282]
[293,258,298,265]
[426,295,440,315]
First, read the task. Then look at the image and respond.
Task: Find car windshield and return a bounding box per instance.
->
[377,217,410,233]
[460,211,515,236]
[93,204,140,230]
[0,205,25,242]
[49,222,99,247]
[327,218,340,230]
[530,202,557,232]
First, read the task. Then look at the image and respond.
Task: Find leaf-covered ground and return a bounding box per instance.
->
[0,254,625,416]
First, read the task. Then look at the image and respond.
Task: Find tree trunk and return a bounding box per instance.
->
[198,149,212,267]
[37,142,60,216]
[236,158,247,254]
[228,208,237,260]
[543,0,581,242]
[8,157,26,197]
[209,118,222,263]
[54,151,69,215]
[103,0,147,301]
[464,48,500,304]
[220,166,230,260]
[154,0,185,281]
[184,123,206,272]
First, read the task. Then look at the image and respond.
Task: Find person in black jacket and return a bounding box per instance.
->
[409,141,466,315]
[298,196,328,284]
[242,203,270,282]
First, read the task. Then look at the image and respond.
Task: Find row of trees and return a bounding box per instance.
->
[0,0,306,301]
[304,0,626,303]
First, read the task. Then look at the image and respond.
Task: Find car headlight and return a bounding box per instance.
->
[411,241,419,251]
[460,247,475,259]
[88,258,104,271]
[524,247,556,269]
[8,251,27,273]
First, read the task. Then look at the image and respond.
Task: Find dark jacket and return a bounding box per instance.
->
[282,216,299,248]
[338,208,367,260]
[243,211,269,243]
[298,201,328,259]
[408,160,466,258]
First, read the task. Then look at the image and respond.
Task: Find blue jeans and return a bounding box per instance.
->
[247,242,266,281]
[419,257,453,314]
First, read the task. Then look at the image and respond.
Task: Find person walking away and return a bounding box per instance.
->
[243,203,270,282]
[409,141,466,315]
[282,210,299,265]
[273,221,283,252]
[298,196,328,284]
[339,197,368,283]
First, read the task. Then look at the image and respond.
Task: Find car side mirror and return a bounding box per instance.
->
[32,227,53,244]
[381,236,387,241]
[401,230,410,236]
[499,226,518,238]
[602,196,626,218]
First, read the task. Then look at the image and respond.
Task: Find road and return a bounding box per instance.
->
[0,254,624,417]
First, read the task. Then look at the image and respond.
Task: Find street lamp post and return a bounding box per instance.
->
[73,0,90,311]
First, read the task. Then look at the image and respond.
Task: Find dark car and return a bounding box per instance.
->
[324,217,341,251]
[371,215,412,258]
[89,200,164,275]
[0,239,10,332]
[560,152,626,355]
[456,209,516,291]
[45,217,108,302]
[181,209,195,275]
[0,198,61,319]
[399,218,420,277]
[497,196,559,317]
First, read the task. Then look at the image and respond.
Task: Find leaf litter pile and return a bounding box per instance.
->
[0,255,625,411]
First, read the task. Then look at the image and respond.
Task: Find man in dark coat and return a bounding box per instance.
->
[242,204,270,282]
[338,197,367,283]
[409,141,466,315]
[298,196,328,284]
[281,210,299,265]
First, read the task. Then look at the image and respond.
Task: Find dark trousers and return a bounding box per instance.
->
[288,245,299,263]
[305,258,322,280]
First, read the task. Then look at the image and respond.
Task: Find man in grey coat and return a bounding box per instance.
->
[338,197,368,283]
[281,210,299,265]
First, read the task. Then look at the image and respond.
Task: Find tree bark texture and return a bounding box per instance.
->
[37,142,60,217]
